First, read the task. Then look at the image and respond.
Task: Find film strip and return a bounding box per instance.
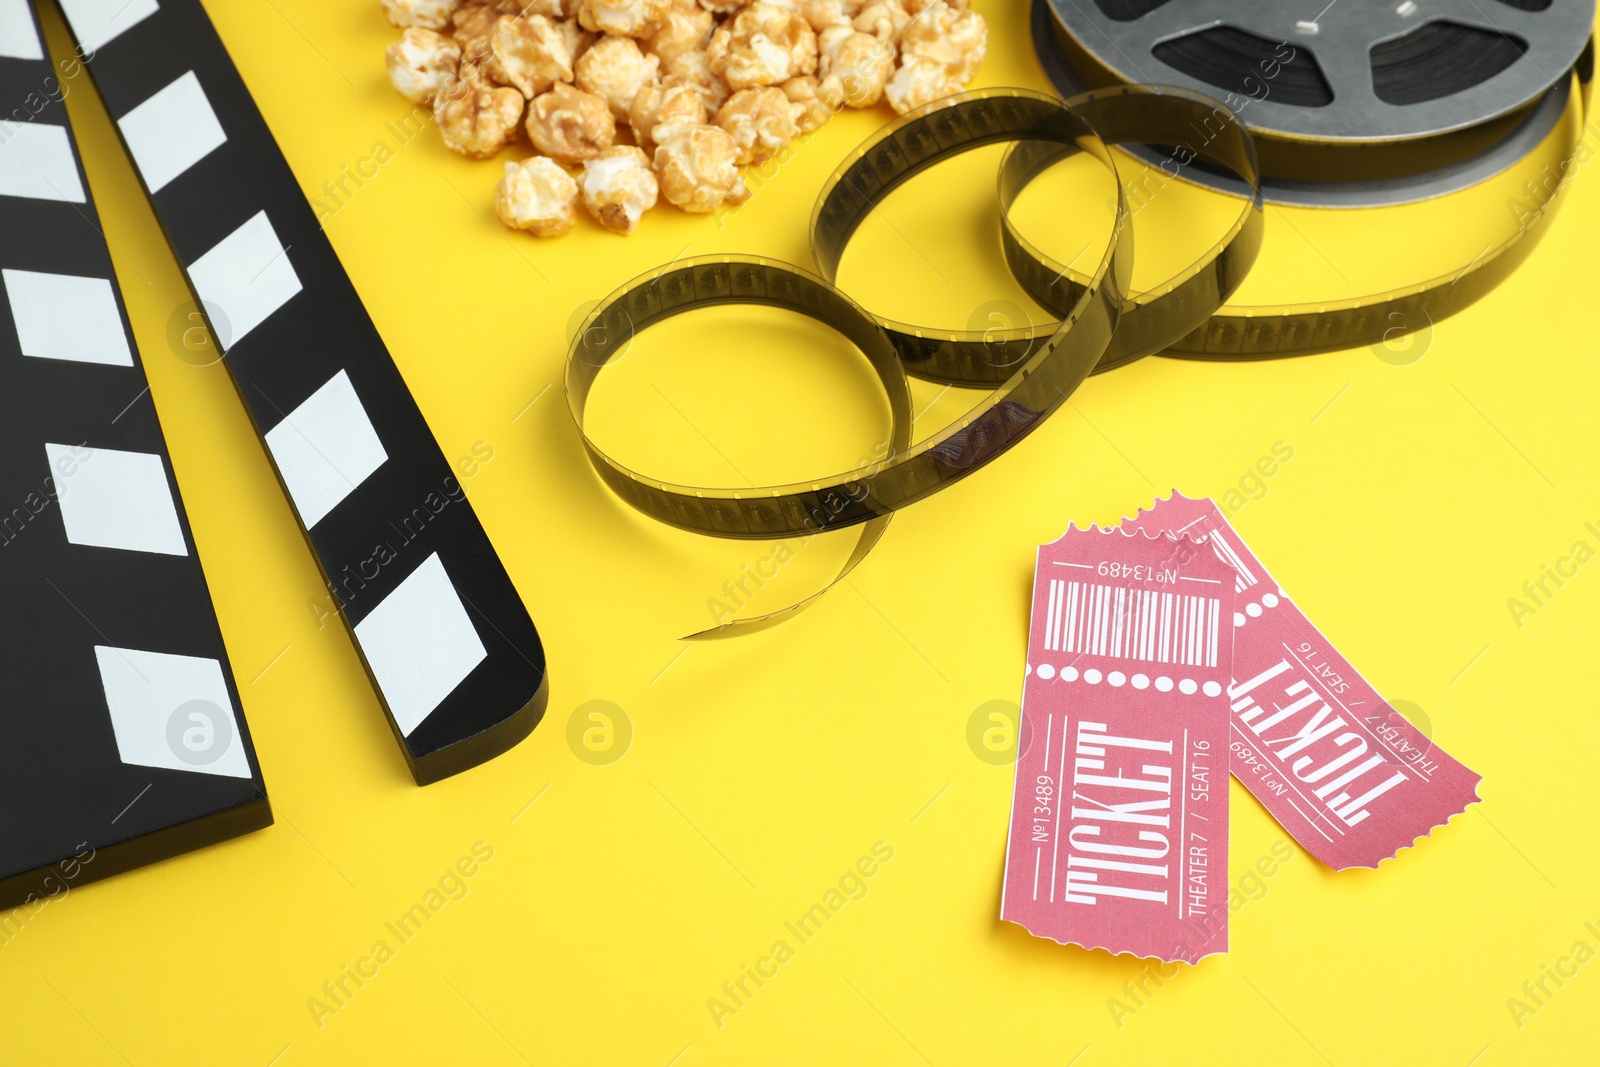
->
[51,0,549,783]
[990,88,1262,372]
[997,65,1590,359]
[572,43,1593,630]
[571,90,1148,635]
[811,85,1263,382]
[0,0,268,910]
[571,87,1266,636]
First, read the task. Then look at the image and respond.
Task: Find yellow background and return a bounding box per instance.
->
[7,1,1600,1063]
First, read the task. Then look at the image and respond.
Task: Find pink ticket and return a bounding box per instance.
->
[1124,493,1481,870]
[1002,525,1237,963]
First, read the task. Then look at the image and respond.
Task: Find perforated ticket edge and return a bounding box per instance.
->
[1124,492,1482,871]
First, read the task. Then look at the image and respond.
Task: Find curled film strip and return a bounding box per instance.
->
[810,85,1264,381]
[570,87,1264,638]
[0,0,268,910]
[51,0,549,784]
[571,26,1594,634]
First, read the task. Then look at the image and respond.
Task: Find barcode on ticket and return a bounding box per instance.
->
[1042,580,1221,667]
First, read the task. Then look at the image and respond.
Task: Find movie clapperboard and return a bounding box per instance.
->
[0,0,549,909]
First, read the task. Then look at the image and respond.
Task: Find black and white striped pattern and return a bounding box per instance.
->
[54,0,548,782]
[0,0,268,909]
[1042,579,1221,668]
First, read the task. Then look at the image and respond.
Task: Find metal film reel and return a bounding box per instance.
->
[1036,0,1595,205]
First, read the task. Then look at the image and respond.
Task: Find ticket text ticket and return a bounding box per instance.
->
[1002,525,1237,963]
[1124,493,1481,870]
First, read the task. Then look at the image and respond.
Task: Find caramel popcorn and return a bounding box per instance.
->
[851,0,907,43]
[816,22,849,59]
[643,1,715,62]
[496,156,579,235]
[488,15,579,96]
[562,19,598,62]
[714,86,797,164]
[629,76,709,146]
[898,0,984,84]
[379,0,987,234]
[667,49,730,110]
[575,35,662,117]
[451,1,501,49]
[526,82,616,163]
[799,0,850,32]
[383,0,460,30]
[579,145,660,233]
[780,73,841,132]
[819,29,892,107]
[434,75,525,156]
[653,124,748,212]
[707,3,818,91]
[387,28,463,102]
[884,53,952,114]
[577,0,670,38]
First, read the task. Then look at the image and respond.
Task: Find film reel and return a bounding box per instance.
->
[1036,0,1596,206]
[1001,54,1590,359]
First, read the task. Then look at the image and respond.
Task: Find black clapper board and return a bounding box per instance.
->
[50,0,551,784]
[0,0,269,911]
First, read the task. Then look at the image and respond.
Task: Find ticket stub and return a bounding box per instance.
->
[1002,526,1237,963]
[1124,493,1481,870]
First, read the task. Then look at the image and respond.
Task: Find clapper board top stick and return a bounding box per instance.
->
[46,0,551,784]
[0,0,270,910]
